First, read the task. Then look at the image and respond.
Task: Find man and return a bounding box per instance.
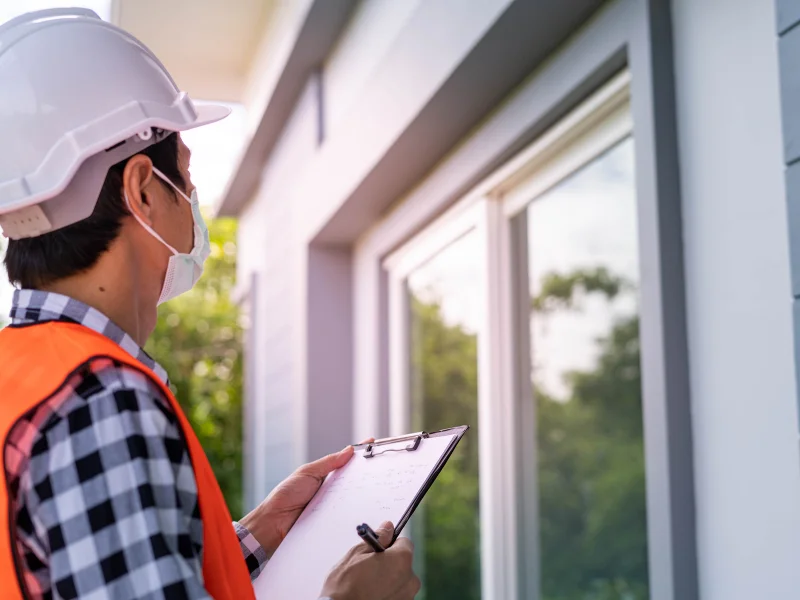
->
[0,8,419,600]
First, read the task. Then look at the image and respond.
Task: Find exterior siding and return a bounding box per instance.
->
[323,0,424,140]
[785,161,800,294]
[673,0,800,597]
[306,246,353,459]
[237,77,321,507]
[299,0,515,244]
[778,2,800,427]
[777,0,800,33]
[232,0,800,594]
[779,24,800,163]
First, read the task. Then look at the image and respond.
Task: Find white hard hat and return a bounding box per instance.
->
[0,8,230,239]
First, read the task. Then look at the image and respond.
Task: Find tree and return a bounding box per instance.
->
[0,220,243,512]
[145,217,245,518]
[409,296,481,600]
[532,267,631,313]
[533,270,648,600]
[410,267,648,600]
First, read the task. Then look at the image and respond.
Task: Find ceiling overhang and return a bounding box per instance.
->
[111,0,275,102]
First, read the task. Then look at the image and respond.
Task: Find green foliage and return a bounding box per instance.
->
[534,269,648,600]
[409,298,481,600]
[145,217,244,519]
[532,267,630,313]
[412,267,647,600]
[535,315,648,600]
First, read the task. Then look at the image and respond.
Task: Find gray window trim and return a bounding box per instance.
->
[630,2,697,599]
[776,0,800,35]
[776,0,800,422]
[354,1,697,598]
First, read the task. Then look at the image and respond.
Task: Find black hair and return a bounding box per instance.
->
[4,131,185,290]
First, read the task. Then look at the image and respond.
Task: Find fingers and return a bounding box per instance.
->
[410,575,422,596]
[388,575,422,600]
[387,536,414,570]
[304,436,376,480]
[299,446,354,478]
[389,536,414,553]
[375,521,395,547]
[352,521,396,555]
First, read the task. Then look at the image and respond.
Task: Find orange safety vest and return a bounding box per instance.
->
[0,321,255,600]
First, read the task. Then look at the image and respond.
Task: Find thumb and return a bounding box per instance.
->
[300,446,354,479]
[375,521,395,547]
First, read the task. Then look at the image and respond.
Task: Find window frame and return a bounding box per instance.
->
[385,195,513,599]
[382,71,636,600]
[384,201,484,437]
[491,75,635,599]
[352,1,696,597]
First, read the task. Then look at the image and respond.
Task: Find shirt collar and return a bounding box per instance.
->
[9,289,169,385]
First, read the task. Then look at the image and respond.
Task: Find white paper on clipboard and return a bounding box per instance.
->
[253,432,458,600]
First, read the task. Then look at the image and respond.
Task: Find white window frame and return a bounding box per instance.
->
[360,70,633,600]
[489,72,633,600]
[385,194,517,600]
[383,197,485,432]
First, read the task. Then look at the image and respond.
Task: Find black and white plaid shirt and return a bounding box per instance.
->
[4,289,268,599]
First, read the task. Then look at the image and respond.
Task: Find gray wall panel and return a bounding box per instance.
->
[779,24,800,163]
[777,0,800,33]
[776,0,800,430]
[786,161,800,296]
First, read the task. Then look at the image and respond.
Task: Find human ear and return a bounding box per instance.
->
[122,155,156,225]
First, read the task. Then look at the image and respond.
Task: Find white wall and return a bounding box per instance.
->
[323,0,423,140]
[671,0,800,597]
[241,0,314,133]
[237,76,320,505]
[298,0,513,243]
[238,0,515,489]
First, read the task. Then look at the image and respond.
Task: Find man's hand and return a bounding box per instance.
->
[320,522,420,600]
[240,440,373,557]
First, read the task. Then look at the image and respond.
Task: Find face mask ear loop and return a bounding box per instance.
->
[152,166,193,204]
[123,191,180,256]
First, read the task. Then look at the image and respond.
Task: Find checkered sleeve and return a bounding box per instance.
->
[14,364,212,599]
[234,521,269,579]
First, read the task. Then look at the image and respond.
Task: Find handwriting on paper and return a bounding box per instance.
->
[254,433,456,600]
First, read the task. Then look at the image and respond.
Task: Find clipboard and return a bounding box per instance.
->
[353,425,469,543]
[253,425,469,600]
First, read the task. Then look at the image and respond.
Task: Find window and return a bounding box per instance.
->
[407,232,482,600]
[386,207,485,600]
[518,137,648,599]
[384,72,648,599]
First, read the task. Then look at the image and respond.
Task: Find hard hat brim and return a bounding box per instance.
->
[186,104,232,130]
[0,7,236,237]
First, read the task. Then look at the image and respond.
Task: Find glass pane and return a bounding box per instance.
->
[406,230,482,600]
[526,137,649,599]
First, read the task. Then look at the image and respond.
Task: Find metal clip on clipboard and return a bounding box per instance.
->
[363,431,429,458]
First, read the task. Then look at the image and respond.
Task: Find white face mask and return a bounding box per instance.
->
[125,167,210,305]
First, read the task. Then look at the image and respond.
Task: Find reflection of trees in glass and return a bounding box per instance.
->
[534,268,648,600]
[410,296,481,600]
[146,217,245,518]
[407,265,647,600]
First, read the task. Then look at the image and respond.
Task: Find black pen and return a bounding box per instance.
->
[357,523,385,553]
